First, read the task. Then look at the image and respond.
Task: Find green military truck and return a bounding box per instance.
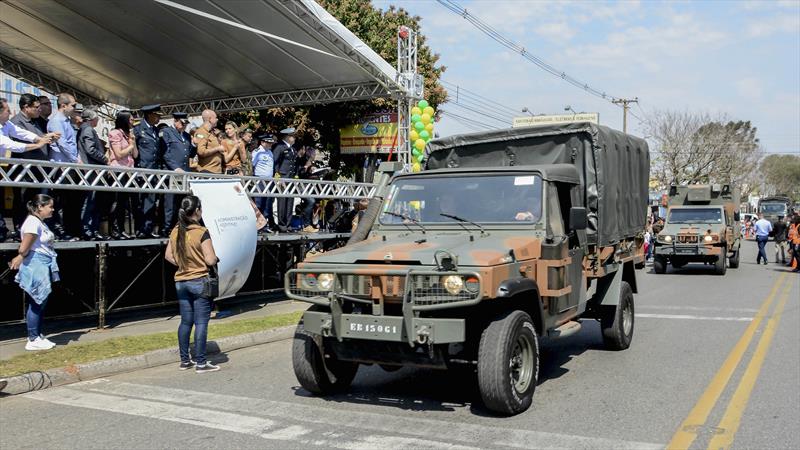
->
[653,184,741,275]
[758,196,794,227]
[285,123,649,415]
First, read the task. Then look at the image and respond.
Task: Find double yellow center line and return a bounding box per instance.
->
[668,273,794,449]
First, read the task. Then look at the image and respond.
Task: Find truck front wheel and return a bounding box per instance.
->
[653,256,667,274]
[729,248,740,268]
[292,319,359,395]
[600,281,634,351]
[477,310,539,415]
[714,254,727,275]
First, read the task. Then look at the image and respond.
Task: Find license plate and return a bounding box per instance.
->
[675,247,695,254]
[341,315,403,341]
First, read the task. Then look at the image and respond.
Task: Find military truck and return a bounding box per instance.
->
[653,184,740,275]
[285,123,649,415]
[758,196,793,226]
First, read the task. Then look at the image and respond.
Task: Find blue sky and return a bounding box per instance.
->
[373,0,800,155]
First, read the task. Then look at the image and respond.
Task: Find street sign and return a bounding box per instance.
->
[512,112,599,128]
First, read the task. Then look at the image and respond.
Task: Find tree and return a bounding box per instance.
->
[222,0,447,178]
[643,110,763,196]
[759,154,800,200]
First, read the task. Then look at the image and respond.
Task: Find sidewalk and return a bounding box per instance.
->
[0,297,309,361]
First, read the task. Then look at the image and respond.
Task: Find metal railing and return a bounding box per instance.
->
[0,158,377,199]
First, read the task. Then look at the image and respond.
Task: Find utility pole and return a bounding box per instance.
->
[612,97,638,133]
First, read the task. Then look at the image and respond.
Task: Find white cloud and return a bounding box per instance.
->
[534,22,576,41]
[747,14,800,37]
[735,77,764,100]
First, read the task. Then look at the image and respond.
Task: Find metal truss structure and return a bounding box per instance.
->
[396,26,424,165]
[160,82,389,115]
[0,159,377,199]
[0,53,121,120]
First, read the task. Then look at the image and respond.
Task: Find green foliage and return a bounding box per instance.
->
[759,154,800,200]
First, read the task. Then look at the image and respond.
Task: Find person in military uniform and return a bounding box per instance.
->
[160,112,196,233]
[193,109,225,174]
[133,104,163,238]
[272,127,298,232]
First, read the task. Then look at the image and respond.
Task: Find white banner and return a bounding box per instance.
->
[512,113,599,128]
[189,180,257,299]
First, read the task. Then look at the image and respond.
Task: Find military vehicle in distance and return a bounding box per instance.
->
[758,196,794,226]
[285,123,649,415]
[653,184,741,275]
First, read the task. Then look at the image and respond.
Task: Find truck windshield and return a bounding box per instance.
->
[760,203,787,215]
[668,208,723,224]
[379,174,543,225]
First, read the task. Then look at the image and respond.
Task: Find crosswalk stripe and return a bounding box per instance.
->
[25,378,662,450]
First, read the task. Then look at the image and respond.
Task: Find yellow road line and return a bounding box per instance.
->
[667,273,787,450]
[706,279,794,450]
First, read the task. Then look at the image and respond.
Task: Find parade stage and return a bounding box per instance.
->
[0,233,349,328]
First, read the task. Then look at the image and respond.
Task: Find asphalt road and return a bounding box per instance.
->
[1,241,798,449]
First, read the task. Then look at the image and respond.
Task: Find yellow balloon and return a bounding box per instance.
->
[409,130,419,141]
[425,123,434,133]
[414,139,426,151]
[420,113,431,124]
[412,163,421,173]
[411,106,422,116]
[423,106,434,117]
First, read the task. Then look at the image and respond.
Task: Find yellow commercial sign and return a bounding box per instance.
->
[340,112,398,154]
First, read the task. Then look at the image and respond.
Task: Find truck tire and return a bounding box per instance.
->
[729,249,740,268]
[601,281,634,351]
[477,310,539,415]
[292,316,359,394]
[714,254,727,275]
[653,256,667,274]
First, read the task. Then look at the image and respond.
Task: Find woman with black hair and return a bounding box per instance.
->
[107,111,138,239]
[8,194,59,351]
[164,195,220,373]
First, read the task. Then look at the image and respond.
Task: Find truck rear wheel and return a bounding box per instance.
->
[653,256,667,274]
[292,317,359,394]
[601,281,634,351]
[714,254,727,275]
[477,310,539,415]
[729,249,740,268]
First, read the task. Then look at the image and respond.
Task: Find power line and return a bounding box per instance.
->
[448,99,513,126]
[439,109,499,131]
[446,93,516,121]
[440,80,521,116]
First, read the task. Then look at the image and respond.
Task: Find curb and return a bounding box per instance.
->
[0,325,295,396]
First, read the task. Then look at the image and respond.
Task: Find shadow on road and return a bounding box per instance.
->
[291,322,608,417]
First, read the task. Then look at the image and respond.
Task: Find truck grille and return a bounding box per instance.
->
[410,275,479,306]
[338,275,372,296]
[677,235,698,244]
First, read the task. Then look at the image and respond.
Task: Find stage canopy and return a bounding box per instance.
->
[0,0,404,114]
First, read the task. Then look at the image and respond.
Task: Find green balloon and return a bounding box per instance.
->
[416,153,425,163]
[417,100,429,109]
[411,114,421,123]
[414,121,425,131]
[419,130,430,140]
[412,148,421,157]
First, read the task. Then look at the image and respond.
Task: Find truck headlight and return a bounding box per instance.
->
[317,273,335,290]
[663,235,672,243]
[441,275,464,295]
[704,235,713,242]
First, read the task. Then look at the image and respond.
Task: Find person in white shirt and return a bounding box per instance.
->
[0,97,56,156]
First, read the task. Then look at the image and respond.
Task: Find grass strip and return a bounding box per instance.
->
[0,311,302,378]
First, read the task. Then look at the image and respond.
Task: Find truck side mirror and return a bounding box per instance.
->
[569,207,588,231]
[734,211,740,222]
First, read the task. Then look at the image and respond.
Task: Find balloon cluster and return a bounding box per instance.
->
[409,99,435,172]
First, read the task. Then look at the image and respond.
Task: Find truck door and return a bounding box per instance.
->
[547,182,584,313]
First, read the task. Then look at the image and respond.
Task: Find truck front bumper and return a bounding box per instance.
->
[655,243,723,258]
[303,310,465,345]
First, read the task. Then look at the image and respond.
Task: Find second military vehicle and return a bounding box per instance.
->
[286,122,649,415]
[653,184,740,275]
[758,196,793,226]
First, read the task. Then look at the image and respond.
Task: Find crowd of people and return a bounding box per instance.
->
[1,97,329,242]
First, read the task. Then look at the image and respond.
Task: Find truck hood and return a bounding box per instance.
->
[302,232,542,267]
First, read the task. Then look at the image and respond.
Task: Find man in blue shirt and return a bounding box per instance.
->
[47,93,78,163]
[754,213,773,265]
[252,133,276,232]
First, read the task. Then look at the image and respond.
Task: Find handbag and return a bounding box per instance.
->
[203,264,219,299]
